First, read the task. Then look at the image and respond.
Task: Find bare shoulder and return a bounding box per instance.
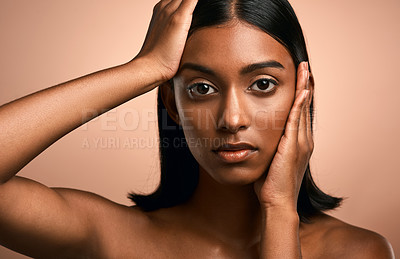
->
[0,176,154,258]
[52,188,155,256]
[303,213,395,259]
[53,187,152,232]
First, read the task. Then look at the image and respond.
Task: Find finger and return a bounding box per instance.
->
[298,70,310,146]
[284,61,308,145]
[175,0,198,15]
[298,95,308,146]
[151,0,174,26]
[154,0,173,12]
[285,89,309,144]
[295,62,308,98]
[164,0,183,12]
[306,86,314,151]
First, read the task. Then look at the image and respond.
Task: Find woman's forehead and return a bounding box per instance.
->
[180,21,295,73]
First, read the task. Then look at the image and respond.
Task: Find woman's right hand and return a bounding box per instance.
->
[0,3,199,257]
[135,0,198,83]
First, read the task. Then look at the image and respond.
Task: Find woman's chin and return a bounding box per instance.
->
[205,167,266,186]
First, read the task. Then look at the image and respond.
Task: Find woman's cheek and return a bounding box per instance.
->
[254,110,275,131]
[179,107,212,131]
[253,104,292,156]
[272,108,291,132]
[253,101,290,128]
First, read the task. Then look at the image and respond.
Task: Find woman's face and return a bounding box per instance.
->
[172,21,296,185]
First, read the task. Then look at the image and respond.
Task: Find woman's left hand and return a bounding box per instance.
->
[254,61,313,211]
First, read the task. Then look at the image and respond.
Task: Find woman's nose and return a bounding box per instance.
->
[216,89,251,133]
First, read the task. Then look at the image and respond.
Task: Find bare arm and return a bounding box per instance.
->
[0,58,161,183]
[0,57,163,257]
[260,207,301,258]
[254,62,311,258]
[0,0,198,257]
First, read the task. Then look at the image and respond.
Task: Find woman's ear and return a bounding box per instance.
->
[159,79,181,125]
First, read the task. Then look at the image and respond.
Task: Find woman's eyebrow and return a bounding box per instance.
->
[240,60,285,75]
[178,60,285,76]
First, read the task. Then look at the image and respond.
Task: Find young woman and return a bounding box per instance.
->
[0,0,394,258]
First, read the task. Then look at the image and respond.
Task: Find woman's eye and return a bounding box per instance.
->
[249,79,277,93]
[187,83,217,96]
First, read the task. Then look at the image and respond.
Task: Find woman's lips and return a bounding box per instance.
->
[213,149,257,163]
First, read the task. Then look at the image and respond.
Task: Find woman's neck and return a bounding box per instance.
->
[182,166,262,248]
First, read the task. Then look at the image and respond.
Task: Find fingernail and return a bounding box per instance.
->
[302,61,308,71]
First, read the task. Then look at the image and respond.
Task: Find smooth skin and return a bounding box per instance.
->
[0,0,394,258]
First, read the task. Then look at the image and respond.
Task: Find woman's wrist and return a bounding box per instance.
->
[260,206,301,258]
[128,55,173,89]
[262,205,299,224]
[259,197,298,213]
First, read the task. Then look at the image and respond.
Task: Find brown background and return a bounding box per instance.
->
[1,0,399,258]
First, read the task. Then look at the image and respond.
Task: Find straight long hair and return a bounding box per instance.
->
[129,0,342,222]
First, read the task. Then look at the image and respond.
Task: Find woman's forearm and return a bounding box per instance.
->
[260,207,302,258]
[0,57,162,184]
